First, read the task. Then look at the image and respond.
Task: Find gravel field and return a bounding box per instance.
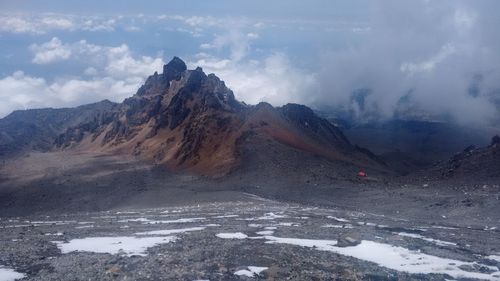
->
[1,195,500,281]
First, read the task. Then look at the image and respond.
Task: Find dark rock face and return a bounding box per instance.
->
[491,135,500,146]
[136,72,168,97]
[1,56,385,176]
[280,103,353,151]
[420,135,500,180]
[0,100,118,156]
[163,56,187,83]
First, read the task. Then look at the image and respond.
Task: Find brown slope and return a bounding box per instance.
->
[55,57,388,177]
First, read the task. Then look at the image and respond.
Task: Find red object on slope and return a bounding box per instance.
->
[358,171,367,177]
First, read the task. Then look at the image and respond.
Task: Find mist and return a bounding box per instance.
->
[312,0,500,126]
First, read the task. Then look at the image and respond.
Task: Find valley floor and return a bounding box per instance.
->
[1,196,500,281]
[1,151,500,280]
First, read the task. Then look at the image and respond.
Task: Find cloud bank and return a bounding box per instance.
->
[0,38,164,116]
[313,0,500,125]
[0,1,499,127]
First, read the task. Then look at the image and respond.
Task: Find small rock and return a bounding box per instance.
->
[106,266,121,277]
[336,236,360,247]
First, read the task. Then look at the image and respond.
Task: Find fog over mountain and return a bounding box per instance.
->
[1,0,499,127]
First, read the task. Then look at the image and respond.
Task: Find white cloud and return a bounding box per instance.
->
[400,43,457,76]
[81,19,115,32]
[191,52,318,106]
[0,71,143,117]
[0,38,164,117]
[104,45,164,79]
[200,30,259,62]
[0,14,117,34]
[29,37,72,64]
[29,38,164,79]
[41,17,74,30]
[313,1,500,125]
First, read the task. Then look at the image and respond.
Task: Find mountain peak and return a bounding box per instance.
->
[163,56,187,82]
[49,56,386,177]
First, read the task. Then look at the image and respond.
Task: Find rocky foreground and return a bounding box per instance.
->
[1,195,500,281]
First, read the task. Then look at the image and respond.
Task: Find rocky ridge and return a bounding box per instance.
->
[52,57,385,177]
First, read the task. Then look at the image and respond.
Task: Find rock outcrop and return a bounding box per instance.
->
[2,57,387,177]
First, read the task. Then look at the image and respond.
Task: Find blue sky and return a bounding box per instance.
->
[0,1,499,126]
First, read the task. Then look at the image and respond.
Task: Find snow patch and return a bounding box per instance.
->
[327,216,350,222]
[256,230,274,235]
[255,212,286,220]
[117,218,151,223]
[216,232,248,239]
[214,214,239,218]
[321,224,353,229]
[263,235,500,280]
[0,267,25,281]
[488,255,500,262]
[430,225,458,230]
[397,232,457,247]
[277,222,299,227]
[75,225,94,229]
[234,266,268,277]
[118,217,205,224]
[248,223,263,228]
[54,236,175,256]
[135,227,205,236]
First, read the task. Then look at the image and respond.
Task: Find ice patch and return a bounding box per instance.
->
[397,232,457,247]
[54,236,175,256]
[0,267,25,281]
[263,235,500,280]
[264,226,277,230]
[135,227,205,236]
[216,232,248,239]
[234,266,268,277]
